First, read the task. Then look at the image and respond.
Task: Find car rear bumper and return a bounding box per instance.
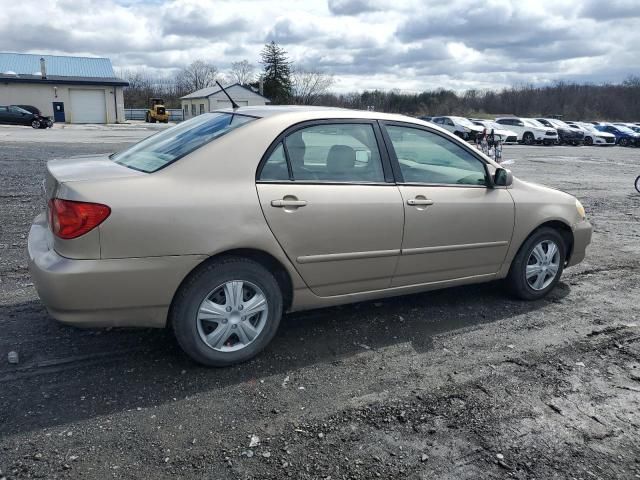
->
[567,219,592,267]
[28,213,206,328]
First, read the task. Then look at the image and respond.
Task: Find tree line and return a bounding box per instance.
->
[121,42,335,109]
[121,41,640,121]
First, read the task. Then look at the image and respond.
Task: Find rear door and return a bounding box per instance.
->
[381,122,514,287]
[256,120,404,297]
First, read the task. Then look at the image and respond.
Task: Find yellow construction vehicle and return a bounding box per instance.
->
[145,98,169,123]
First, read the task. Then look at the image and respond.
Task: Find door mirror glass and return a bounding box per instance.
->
[494,168,513,187]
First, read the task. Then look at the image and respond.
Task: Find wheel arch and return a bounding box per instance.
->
[519,220,575,264]
[168,248,294,326]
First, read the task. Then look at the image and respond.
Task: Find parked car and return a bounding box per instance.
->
[535,118,584,145]
[565,122,616,145]
[469,119,518,143]
[596,123,640,147]
[28,106,592,366]
[495,117,558,145]
[613,122,640,134]
[0,105,50,128]
[14,105,53,128]
[431,116,484,140]
[418,115,432,122]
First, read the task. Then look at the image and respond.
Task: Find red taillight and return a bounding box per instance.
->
[48,198,111,239]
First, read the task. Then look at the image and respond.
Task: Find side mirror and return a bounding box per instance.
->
[494,168,513,187]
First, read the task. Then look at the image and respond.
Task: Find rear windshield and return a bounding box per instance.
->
[111,112,255,172]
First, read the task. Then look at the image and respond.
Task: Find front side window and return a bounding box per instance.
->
[112,113,255,173]
[282,123,385,182]
[385,125,487,186]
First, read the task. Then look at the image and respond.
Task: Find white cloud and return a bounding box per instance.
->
[0,0,638,92]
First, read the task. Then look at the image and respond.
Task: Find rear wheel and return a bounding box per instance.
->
[635,175,640,193]
[171,257,283,367]
[507,227,566,300]
[523,132,535,145]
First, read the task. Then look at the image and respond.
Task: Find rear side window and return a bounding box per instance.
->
[259,123,385,183]
[112,113,255,173]
[286,123,384,182]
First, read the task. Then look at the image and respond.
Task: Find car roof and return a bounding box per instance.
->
[213,105,439,125]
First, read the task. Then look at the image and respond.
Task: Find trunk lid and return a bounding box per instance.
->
[45,154,144,199]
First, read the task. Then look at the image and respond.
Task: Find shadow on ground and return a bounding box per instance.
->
[0,280,570,436]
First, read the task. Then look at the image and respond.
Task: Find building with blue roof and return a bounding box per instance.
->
[0,52,128,123]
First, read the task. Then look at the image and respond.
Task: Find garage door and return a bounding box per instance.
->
[69,89,106,123]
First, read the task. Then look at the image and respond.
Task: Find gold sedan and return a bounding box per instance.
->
[28,106,592,366]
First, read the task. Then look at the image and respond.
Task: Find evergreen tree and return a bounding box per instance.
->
[260,41,292,104]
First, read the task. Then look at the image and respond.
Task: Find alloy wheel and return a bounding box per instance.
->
[196,280,268,352]
[525,240,560,291]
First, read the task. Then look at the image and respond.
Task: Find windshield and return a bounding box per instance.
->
[614,125,635,134]
[452,117,476,128]
[523,118,546,128]
[10,106,31,114]
[548,119,570,129]
[111,112,255,172]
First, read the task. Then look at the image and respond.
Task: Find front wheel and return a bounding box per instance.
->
[584,136,593,146]
[506,227,566,300]
[171,257,283,367]
[31,119,41,129]
[619,138,629,147]
[635,175,640,193]
[523,132,535,145]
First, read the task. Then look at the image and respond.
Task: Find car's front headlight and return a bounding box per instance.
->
[575,199,586,220]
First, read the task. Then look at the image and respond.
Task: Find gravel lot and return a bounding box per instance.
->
[1,125,639,479]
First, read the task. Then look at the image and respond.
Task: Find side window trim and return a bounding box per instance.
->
[378,120,492,188]
[256,119,395,184]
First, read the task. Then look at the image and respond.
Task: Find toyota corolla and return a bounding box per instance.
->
[28,106,592,366]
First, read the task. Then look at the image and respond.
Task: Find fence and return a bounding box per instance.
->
[124,108,185,122]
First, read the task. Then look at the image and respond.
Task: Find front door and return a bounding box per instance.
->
[256,121,403,297]
[382,123,515,287]
[53,102,65,122]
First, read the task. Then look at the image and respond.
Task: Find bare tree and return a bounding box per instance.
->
[292,69,335,105]
[229,60,255,85]
[175,60,218,93]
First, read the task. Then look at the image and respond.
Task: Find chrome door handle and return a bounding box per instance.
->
[271,199,307,207]
[407,198,434,206]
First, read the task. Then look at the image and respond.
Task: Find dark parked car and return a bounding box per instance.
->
[536,118,584,145]
[596,124,640,147]
[0,105,51,129]
[13,105,53,128]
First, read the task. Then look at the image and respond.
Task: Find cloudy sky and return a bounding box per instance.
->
[1,0,639,92]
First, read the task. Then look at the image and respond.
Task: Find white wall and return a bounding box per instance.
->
[0,83,125,123]
[181,85,267,119]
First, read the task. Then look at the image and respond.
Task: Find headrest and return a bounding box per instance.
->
[326,145,356,173]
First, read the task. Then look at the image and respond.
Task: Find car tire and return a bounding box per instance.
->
[170,257,283,367]
[506,227,566,301]
[31,120,41,129]
[523,132,535,145]
[619,138,629,147]
[585,136,593,146]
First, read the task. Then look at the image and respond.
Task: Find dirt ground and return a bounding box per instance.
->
[0,125,639,479]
